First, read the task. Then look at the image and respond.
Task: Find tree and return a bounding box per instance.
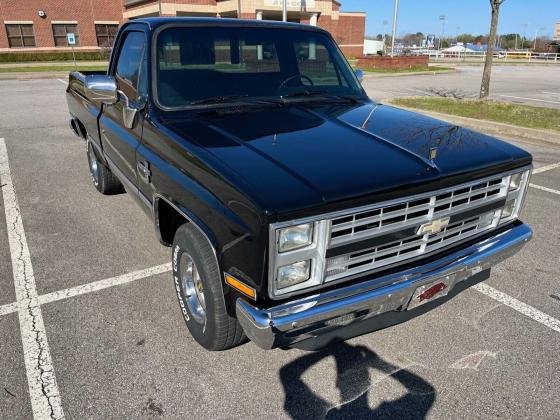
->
[457,33,475,44]
[480,0,506,99]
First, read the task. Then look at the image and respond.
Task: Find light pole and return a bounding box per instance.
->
[533,27,545,50]
[521,23,528,49]
[438,15,446,50]
[382,19,388,53]
[282,0,287,22]
[390,0,399,57]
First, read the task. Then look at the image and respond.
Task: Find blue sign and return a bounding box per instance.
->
[67,33,76,45]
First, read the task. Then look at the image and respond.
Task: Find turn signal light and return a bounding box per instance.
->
[225,274,256,300]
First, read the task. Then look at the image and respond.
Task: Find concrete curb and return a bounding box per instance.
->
[0,72,69,80]
[0,60,108,68]
[385,102,560,147]
[363,69,456,78]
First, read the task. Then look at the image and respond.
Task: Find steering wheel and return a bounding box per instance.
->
[277,74,314,90]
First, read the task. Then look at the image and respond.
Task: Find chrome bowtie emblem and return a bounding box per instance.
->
[417,217,450,235]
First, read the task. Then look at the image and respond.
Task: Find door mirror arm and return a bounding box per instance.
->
[117,90,139,129]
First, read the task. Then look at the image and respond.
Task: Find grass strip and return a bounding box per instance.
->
[391,97,560,132]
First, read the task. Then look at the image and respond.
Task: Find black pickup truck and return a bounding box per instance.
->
[66,17,532,351]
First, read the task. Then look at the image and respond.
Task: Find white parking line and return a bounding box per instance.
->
[0,138,64,420]
[0,301,18,316]
[0,264,172,319]
[533,162,560,174]
[39,263,171,306]
[499,94,560,105]
[474,283,560,334]
[529,183,560,196]
[56,79,66,85]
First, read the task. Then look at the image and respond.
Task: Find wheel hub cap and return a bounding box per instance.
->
[88,148,99,185]
[179,253,207,326]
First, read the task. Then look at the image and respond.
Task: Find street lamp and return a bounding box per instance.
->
[438,15,447,50]
[382,19,388,54]
[521,23,528,49]
[390,0,399,57]
[533,27,545,50]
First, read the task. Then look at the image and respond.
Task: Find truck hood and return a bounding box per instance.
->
[163,101,531,215]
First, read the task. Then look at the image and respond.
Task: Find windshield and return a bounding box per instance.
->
[155,26,364,109]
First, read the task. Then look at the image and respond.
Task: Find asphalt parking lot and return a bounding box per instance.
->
[1,77,560,420]
[363,65,560,108]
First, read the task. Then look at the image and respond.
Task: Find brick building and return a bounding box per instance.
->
[0,1,122,53]
[0,0,365,57]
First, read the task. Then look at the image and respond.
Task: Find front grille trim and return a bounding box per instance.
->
[322,170,520,282]
[328,174,508,248]
[325,210,499,282]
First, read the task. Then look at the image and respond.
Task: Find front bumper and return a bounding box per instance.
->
[236,222,532,349]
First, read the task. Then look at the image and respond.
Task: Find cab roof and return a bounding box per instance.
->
[125,16,328,34]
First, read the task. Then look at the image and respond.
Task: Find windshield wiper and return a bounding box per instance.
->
[281,90,359,103]
[280,90,329,99]
[188,94,250,106]
[189,94,285,107]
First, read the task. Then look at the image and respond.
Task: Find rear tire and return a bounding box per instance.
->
[87,143,124,195]
[172,223,246,350]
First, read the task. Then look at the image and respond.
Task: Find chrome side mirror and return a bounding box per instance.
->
[354,69,364,83]
[84,75,118,105]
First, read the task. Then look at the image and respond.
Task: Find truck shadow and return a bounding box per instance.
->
[279,341,435,419]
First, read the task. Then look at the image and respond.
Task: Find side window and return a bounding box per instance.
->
[115,32,147,101]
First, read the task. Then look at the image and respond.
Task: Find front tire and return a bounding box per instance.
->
[87,143,123,195]
[172,223,246,350]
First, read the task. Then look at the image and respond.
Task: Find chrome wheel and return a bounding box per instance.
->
[88,146,100,186]
[180,252,207,326]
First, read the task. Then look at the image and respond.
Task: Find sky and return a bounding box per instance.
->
[342,0,559,39]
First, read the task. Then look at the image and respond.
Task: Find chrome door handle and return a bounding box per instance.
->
[137,160,151,183]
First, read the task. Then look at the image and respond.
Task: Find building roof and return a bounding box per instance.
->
[443,43,504,53]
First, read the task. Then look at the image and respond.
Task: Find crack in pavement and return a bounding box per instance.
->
[1,137,64,420]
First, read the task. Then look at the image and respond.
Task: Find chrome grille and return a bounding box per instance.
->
[325,174,509,282]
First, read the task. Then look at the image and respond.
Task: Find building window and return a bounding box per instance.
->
[52,24,79,47]
[95,24,119,48]
[5,24,36,48]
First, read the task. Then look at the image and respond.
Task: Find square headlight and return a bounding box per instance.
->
[269,220,329,298]
[277,260,311,289]
[277,223,313,253]
[500,169,531,223]
[509,173,522,190]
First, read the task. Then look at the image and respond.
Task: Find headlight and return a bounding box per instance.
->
[500,168,531,224]
[277,260,311,289]
[278,223,313,252]
[269,221,329,298]
[509,173,522,190]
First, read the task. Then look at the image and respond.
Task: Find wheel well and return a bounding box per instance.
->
[71,118,87,139]
[156,198,189,246]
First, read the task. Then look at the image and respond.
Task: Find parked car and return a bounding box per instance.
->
[66,17,533,351]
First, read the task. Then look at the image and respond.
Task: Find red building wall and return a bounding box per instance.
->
[0,0,122,50]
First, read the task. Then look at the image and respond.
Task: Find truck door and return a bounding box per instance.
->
[99,30,147,190]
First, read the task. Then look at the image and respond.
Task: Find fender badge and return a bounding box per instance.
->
[429,147,438,160]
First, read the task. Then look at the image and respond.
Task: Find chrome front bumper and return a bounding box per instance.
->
[237,222,532,349]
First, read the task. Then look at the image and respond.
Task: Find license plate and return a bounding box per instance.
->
[407,277,453,310]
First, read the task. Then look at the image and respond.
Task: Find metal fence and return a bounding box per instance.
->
[427,50,559,63]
